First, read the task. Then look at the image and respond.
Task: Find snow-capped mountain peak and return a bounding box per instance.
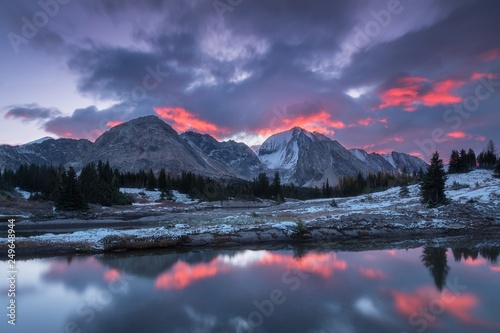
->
[21,136,53,146]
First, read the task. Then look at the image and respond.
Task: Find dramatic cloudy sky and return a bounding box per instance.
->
[1,0,500,161]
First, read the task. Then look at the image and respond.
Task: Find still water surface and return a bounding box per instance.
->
[1,243,500,333]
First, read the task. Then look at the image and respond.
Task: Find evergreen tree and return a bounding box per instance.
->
[56,167,88,211]
[448,150,460,174]
[420,151,448,207]
[467,148,476,170]
[399,184,410,197]
[158,168,172,199]
[494,159,500,178]
[459,149,469,173]
[421,247,449,291]
[254,173,270,198]
[477,140,497,168]
[146,169,157,191]
[271,171,282,198]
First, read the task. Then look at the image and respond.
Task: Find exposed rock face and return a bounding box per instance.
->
[0,116,428,185]
[258,127,373,186]
[0,138,92,170]
[349,148,395,173]
[81,116,232,177]
[382,151,429,174]
[181,131,267,180]
[258,127,428,187]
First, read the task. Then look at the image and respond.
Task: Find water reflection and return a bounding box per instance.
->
[1,243,500,333]
[421,247,450,291]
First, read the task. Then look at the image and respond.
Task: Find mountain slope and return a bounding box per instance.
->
[259,127,428,187]
[181,131,267,180]
[258,127,373,187]
[0,138,92,171]
[81,116,233,177]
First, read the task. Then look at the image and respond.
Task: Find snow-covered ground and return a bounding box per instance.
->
[3,170,499,256]
[273,169,500,223]
[120,188,196,204]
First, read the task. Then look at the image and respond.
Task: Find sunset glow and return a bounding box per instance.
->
[378,77,464,111]
[154,106,227,138]
[155,251,347,290]
[258,110,345,138]
[392,286,489,327]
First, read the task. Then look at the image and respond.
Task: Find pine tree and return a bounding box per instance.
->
[420,151,448,207]
[467,148,476,170]
[448,150,460,174]
[459,149,469,173]
[399,184,410,197]
[56,167,88,211]
[271,171,282,198]
[254,173,270,198]
[494,159,500,178]
[146,169,157,191]
[478,140,497,168]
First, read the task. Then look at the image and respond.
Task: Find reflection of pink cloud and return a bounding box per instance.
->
[359,267,386,280]
[104,269,121,282]
[462,258,488,266]
[392,286,492,327]
[155,252,347,290]
[490,266,500,272]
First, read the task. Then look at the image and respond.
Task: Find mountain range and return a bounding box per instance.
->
[0,115,427,187]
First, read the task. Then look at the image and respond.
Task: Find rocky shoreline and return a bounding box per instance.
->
[2,169,499,259]
[2,201,499,259]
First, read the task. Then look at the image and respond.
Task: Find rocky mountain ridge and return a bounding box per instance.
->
[0,116,427,186]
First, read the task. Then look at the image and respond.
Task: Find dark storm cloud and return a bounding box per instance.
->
[43,104,129,140]
[7,0,495,155]
[4,104,61,121]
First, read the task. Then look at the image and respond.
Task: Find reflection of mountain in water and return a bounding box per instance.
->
[421,247,450,291]
[96,251,221,278]
[452,247,500,263]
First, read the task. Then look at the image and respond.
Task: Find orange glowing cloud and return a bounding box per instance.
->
[392,286,492,327]
[447,131,468,139]
[259,110,345,138]
[359,267,386,280]
[155,251,347,290]
[377,76,464,111]
[475,135,487,142]
[480,48,499,62]
[154,106,227,138]
[104,269,121,282]
[358,118,388,126]
[106,121,123,128]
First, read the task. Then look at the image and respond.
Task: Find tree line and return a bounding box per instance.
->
[421,140,500,207]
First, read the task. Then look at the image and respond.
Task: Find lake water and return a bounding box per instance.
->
[1,242,500,333]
